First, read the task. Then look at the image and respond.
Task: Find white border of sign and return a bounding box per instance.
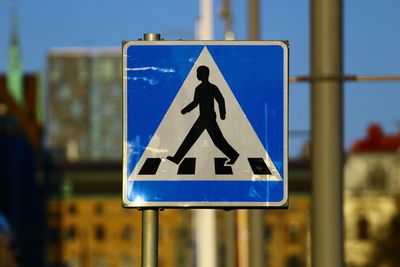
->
[122,40,288,208]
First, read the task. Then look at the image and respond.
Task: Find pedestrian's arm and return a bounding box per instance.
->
[181,89,199,114]
[215,87,226,120]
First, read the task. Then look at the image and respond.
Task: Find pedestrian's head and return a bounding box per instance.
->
[197,66,209,81]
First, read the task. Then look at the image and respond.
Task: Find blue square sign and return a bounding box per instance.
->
[123,41,288,208]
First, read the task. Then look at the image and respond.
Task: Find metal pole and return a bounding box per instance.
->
[141,33,161,267]
[220,0,235,40]
[197,0,214,40]
[194,209,217,267]
[220,2,236,266]
[195,3,218,267]
[225,211,237,267]
[247,2,264,267]
[141,209,159,267]
[248,0,259,40]
[144,33,161,41]
[248,210,264,267]
[289,74,400,83]
[311,0,344,266]
[237,210,249,267]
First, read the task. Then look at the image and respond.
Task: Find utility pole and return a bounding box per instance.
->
[311,0,344,266]
[195,2,217,267]
[248,0,260,40]
[219,1,236,267]
[220,0,235,40]
[247,1,264,267]
[141,33,161,267]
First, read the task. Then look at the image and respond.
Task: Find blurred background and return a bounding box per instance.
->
[1,0,400,266]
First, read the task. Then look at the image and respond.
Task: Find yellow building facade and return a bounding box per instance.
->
[47,196,193,267]
[46,162,312,267]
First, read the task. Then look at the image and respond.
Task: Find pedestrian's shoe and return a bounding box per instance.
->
[226,153,239,165]
[167,156,180,165]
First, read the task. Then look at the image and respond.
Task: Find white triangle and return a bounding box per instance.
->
[128,47,282,181]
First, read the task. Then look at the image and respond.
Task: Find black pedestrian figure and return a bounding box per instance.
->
[167,65,239,165]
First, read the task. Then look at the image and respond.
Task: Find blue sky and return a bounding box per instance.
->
[0,0,399,158]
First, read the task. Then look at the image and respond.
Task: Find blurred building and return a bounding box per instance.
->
[0,9,46,267]
[7,9,23,107]
[46,162,193,267]
[44,44,400,267]
[344,124,400,267]
[44,160,313,267]
[264,197,310,266]
[262,124,400,267]
[47,48,122,162]
[0,213,18,267]
[259,124,400,267]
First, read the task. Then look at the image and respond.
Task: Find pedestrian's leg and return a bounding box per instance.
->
[167,119,205,164]
[207,121,239,164]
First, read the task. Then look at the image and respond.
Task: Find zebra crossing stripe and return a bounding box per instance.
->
[214,158,233,175]
[138,157,270,176]
[178,158,196,175]
[247,158,272,175]
[138,158,161,175]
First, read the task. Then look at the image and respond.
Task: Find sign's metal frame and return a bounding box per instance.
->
[122,40,288,209]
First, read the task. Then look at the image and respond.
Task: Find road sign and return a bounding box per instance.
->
[123,41,288,208]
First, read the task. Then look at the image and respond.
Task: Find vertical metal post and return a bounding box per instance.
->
[195,3,218,267]
[247,2,264,267]
[141,33,161,267]
[221,2,236,266]
[194,209,217,267]
[225,211,237,267]
[237,210,249,267]
[197,0,214,40]
[142,208,159,267]
[248,0,260,40]
[248,210,264,267]
[220,0,235,40]
[311,0,344,266]
[144,33,161,41]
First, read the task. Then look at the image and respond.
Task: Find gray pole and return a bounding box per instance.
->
[220,0,235,40]
[221,2,236,267]
[247,2,264,267]
[225,211,237,267]
[142,208,159,267]
[141,33,161,267]
[311,0,344,266]
[248,0,259,40]
[248,210,264,267]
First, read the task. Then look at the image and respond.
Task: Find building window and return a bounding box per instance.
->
[66,256,80,267]
[367,165,387,190]
[120,256,133,267]
[288,222,299,244]
[77,59,89,81]
[100,59,115,80]
[94,203,104,215]
[95,225,105,241]
[264,223,272,243]
[50,60,61,81]
[59,83,71,100]
[68,204,77,215]
[66,225,77,241]
[121,225,133,241]
[358,216,369,240]
[50,119,60,135]
[286,255,303,267]
[70,100,83,119]
[94,256,107,267]
[48,227,60,243]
